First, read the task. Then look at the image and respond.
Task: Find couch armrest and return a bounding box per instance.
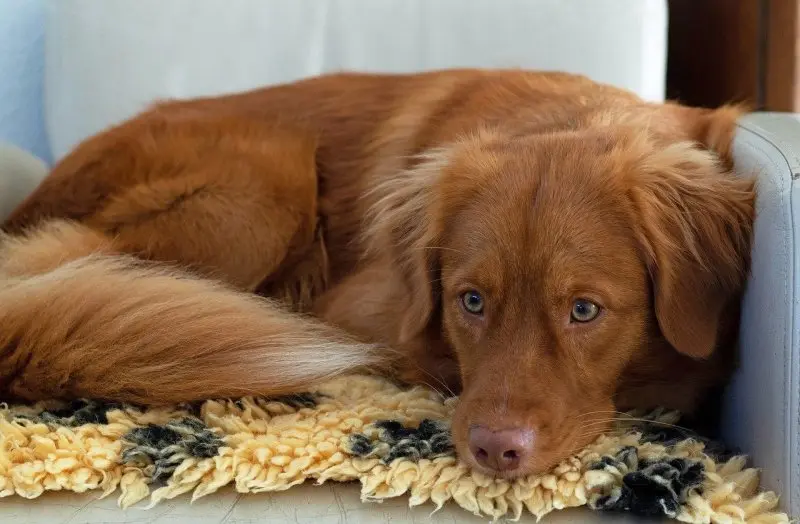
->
[0,143,48,222]
[722,113,800,516]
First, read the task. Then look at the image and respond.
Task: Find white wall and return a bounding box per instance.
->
[0,0,49,163]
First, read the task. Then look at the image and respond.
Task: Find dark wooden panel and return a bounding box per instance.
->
[667,0,800,111]
[667,0,762,108]
[764,0,800,111]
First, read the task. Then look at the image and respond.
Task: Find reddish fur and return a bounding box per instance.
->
[0,69,754,477]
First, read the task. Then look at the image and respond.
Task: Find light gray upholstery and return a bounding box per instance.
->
[723,113,800,517]
[0,0,48,162]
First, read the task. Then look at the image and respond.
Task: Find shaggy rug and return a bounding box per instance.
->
[0,375,789,522]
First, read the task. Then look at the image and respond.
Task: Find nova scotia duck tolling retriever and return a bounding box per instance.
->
[0,70,755,478]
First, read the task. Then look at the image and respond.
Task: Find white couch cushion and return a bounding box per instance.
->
[44,0,667,160]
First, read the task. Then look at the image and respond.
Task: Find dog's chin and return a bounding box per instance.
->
[465,461,559,480]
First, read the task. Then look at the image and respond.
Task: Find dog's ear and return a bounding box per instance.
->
[664,103,747,168]
[363,153,448,344]
[627,110,755,358]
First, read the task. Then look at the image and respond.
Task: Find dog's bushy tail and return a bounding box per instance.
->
[0,221,386,405]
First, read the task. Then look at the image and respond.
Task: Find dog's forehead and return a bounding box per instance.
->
[447,129,631,194]
[444,137,638,264]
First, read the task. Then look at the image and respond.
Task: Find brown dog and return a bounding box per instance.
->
[0,69,754,478]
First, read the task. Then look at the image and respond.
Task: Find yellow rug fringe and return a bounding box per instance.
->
[0,375,790,522]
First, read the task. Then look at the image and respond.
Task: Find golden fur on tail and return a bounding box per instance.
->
[0,221,385,404]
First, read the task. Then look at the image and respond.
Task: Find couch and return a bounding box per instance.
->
[1,1,798,522]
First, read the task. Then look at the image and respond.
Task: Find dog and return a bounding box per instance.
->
[0,69,755,478]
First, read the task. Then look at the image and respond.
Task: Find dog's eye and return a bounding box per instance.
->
[460,290,484,315]
[571,299,600,323]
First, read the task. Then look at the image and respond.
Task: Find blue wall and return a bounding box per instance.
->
[0,0,49,163]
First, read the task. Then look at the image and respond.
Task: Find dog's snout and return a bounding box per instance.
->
[468,426,535,473]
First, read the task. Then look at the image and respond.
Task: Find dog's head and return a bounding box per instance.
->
[365,104,755,477]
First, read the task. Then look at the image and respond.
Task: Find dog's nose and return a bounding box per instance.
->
[468,426,535,472]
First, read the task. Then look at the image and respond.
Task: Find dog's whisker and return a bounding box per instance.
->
[378,345,458,398]
[574,417,694,434]
[575,410,630,419]
[416,380,447,399]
